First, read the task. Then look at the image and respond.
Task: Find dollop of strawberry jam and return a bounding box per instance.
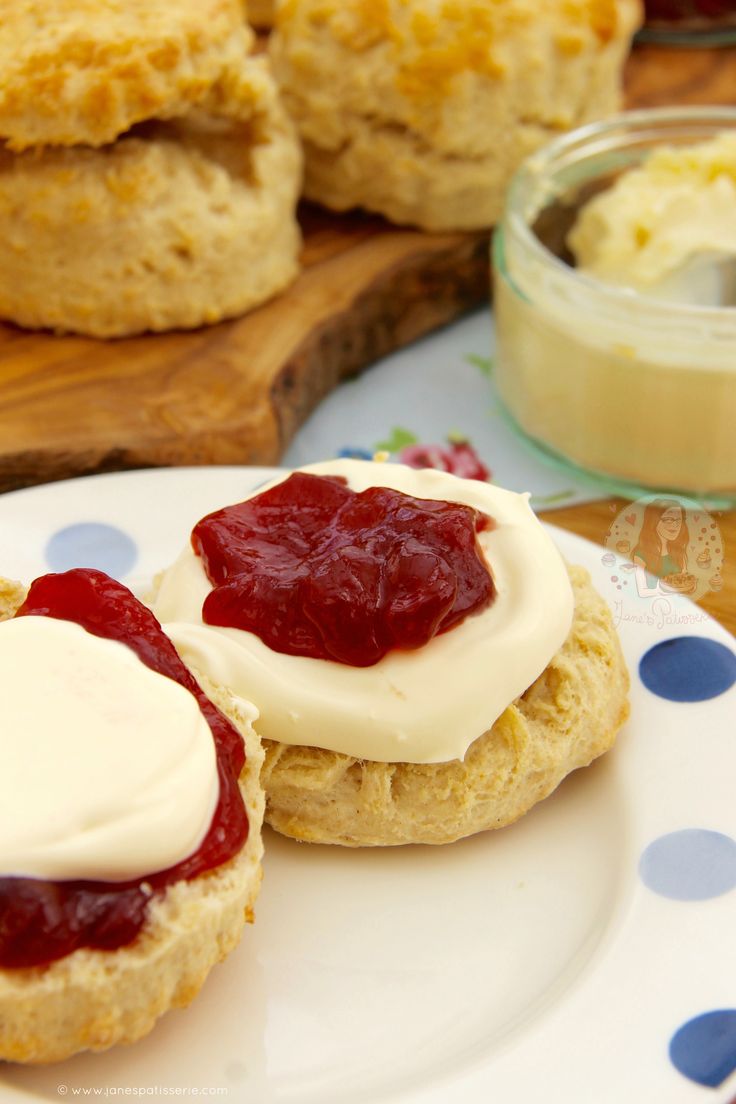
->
[0,568,248,969]
[192,472,496,667]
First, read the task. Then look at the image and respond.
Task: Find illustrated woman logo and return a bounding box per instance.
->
[604,494,722,609]
[632,499,689,581]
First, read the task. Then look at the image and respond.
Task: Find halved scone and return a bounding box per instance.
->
[151,459,629,847]
[0,570,264,1064]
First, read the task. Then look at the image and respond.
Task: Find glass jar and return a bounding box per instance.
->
[492,107,736,503]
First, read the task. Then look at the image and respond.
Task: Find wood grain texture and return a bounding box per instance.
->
[625,43,736,106]
[0,210,489,492]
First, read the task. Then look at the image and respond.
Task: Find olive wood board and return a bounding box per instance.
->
[0,43,734,494]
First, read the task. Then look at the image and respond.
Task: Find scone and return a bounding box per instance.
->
[248,0,275,28]
[0,568,264,1064]
[269,0,642,231]
[0,1,302,337]
[152,459,629,846]
[260,562,626,845]
[0,0,255,151]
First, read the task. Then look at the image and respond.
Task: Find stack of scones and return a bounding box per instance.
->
[0,0,302,336]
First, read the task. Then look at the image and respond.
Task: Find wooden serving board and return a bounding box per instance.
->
[0,44,734,494]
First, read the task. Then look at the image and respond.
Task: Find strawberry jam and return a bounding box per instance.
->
[192,472,495,667]
[0,568,248,969]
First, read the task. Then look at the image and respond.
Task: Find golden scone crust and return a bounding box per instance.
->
[0,58,302,337]
[248,0,275,27]
[0,577,26,618]
[0,586,265,1065]
[270,0,642,230]
[0,0,253,151]
[262,565,629,845]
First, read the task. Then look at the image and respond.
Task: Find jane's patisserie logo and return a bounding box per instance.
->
[601,495,724,626]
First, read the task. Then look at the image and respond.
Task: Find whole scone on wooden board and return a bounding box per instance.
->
[270,0,643,230]
[0,574,265,1065]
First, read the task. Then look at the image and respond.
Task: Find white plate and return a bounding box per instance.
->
[1,467,735,1104]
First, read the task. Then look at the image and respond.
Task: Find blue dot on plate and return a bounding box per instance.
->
[639,637,736,702]
[640,829,736,901]
[44,522,138,578]
[670,1009,736,1088]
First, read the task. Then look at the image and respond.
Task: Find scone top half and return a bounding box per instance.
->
[154,459,576,765]
[0,0,255,150]
[272,0,643,152]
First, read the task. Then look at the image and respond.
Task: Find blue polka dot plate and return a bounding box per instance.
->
[1,467,734,1104]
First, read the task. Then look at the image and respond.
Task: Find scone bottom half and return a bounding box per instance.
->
[152,460,631,848]
[0,570,264,1065]
[262,563,630,846]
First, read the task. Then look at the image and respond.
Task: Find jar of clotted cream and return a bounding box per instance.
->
[492,107,736,503]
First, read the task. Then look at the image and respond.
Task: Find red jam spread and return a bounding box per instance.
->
[192,472,496,667]
[0,568,248,970]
